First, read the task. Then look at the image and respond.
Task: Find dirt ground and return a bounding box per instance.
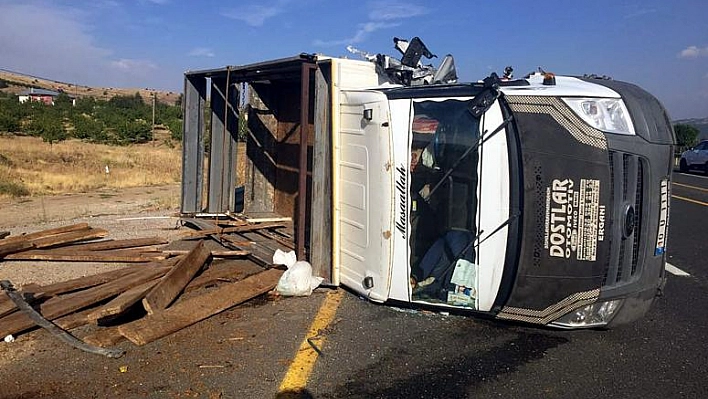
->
[0,184,183,286]
[0,184,321,398]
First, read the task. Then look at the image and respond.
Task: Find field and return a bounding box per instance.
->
[0,135,182,198]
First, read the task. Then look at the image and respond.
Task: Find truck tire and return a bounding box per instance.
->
[704,161,708,175]
[679,159,688,173]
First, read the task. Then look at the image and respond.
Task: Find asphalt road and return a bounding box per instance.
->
[300,170,708,399]
[1,171,707,399]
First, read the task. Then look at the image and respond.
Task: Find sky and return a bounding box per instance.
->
[1,0,707,119]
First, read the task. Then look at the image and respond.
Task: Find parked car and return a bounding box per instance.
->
[679,140,708,174]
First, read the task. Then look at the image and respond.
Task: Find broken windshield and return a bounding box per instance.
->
[409,99,481,306]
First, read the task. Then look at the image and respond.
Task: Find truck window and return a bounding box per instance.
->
[409,99,481,306]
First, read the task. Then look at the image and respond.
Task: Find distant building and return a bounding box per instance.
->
[18,88,76,106]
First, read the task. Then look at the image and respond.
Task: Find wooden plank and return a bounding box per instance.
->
[219,236,254,247]
[254,229,296,250]
[119,268,283,345]
[181,222,286,239]
[54,307,96,331]
[3,250,166,263]
[31,228,109,249]
[57,237,168,252]
[82,327,125,347]
[245,216,292,224]
[33,266,144,297]
[0,290,45,319]
[161,249,250,258]
[142,240,211,314]
[0,266,171,338]
[184,260,265,292]
[0,223,90,245]
[0,240,35,257]
[0,267,143,318]
[87,279,160,322]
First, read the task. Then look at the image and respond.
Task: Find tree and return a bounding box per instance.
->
[165,118,183,141]
[117,120,152,144]
[72,115,105,141]
[27,114,67,145]
[674,124,700,147]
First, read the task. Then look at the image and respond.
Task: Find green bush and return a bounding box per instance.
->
[1,91,182,145]
[165,118,183,141]
[674,123,700,147]
[0,179,30,197]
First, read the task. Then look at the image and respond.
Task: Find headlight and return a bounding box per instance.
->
[550,299,623,328]
[562,97,635,135]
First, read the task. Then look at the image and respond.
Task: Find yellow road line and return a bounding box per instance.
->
[672,194,708,207]
[278,289,344,393]
[673,182,708,193]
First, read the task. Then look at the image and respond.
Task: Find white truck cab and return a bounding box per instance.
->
[180,38,674,329]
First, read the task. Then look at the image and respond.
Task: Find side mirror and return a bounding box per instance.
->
[468,73,501,118]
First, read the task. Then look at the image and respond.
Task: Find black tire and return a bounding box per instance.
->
[679,159,688,173]
[704,162,708,175]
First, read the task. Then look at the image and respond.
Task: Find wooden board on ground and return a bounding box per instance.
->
[54,307,96,331]
[82,326,125,347]
[0,266,145,318]
[0,266,171,338]
[0,223,90,245]
[0,289,45,319]
[58,237,168,252]
[3,249,166,263]
[0,240,35,257]
[33,266,146,297]
[161,249,249,258]
[184,260,265,293]
[119,268,284,345]
[30,228,109,249]
[181,222,287,239]
[142,240,210,314]
[87,279,161,322]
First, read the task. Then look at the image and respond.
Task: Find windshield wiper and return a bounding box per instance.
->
[422,115,513,203]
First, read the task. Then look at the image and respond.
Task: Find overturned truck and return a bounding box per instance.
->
[180,38,674,329]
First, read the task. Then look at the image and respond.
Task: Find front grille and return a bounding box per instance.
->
[603,151,646,287]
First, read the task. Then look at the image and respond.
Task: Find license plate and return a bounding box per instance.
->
[655,179,669,255]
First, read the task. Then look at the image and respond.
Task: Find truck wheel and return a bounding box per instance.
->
[704,162,708,175]
[679,159,688,173]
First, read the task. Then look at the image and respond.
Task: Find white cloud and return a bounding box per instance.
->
[145,0,170,4]
[314,1,428,47]
[221,2,287,27]
[679,46,708,59]
[110,59,158,72]
[368,1,428,21]
[0,2,173,89]
[188,47,216,58]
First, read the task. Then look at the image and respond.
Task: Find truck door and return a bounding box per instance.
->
[335,90,393,302]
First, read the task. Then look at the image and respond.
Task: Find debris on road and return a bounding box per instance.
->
[0,218,294,353]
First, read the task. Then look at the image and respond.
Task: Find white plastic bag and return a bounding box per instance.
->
[273,249,324,296]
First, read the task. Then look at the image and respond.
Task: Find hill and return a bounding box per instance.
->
[674,117,708,142]
[0,69,180,105]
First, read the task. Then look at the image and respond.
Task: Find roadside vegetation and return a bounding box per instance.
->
[0,90,184,198]
[0,91,183,145]
[0,135,181,198]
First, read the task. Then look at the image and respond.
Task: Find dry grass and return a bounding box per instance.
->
[0,135,182,198]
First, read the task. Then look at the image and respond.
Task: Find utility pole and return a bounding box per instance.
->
[151,90,156,141]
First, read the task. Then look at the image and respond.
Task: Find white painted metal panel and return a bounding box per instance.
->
[337,90,393,302]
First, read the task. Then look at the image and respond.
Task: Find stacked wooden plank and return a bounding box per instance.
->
[0,223,284,350]
[0,223,168,263]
